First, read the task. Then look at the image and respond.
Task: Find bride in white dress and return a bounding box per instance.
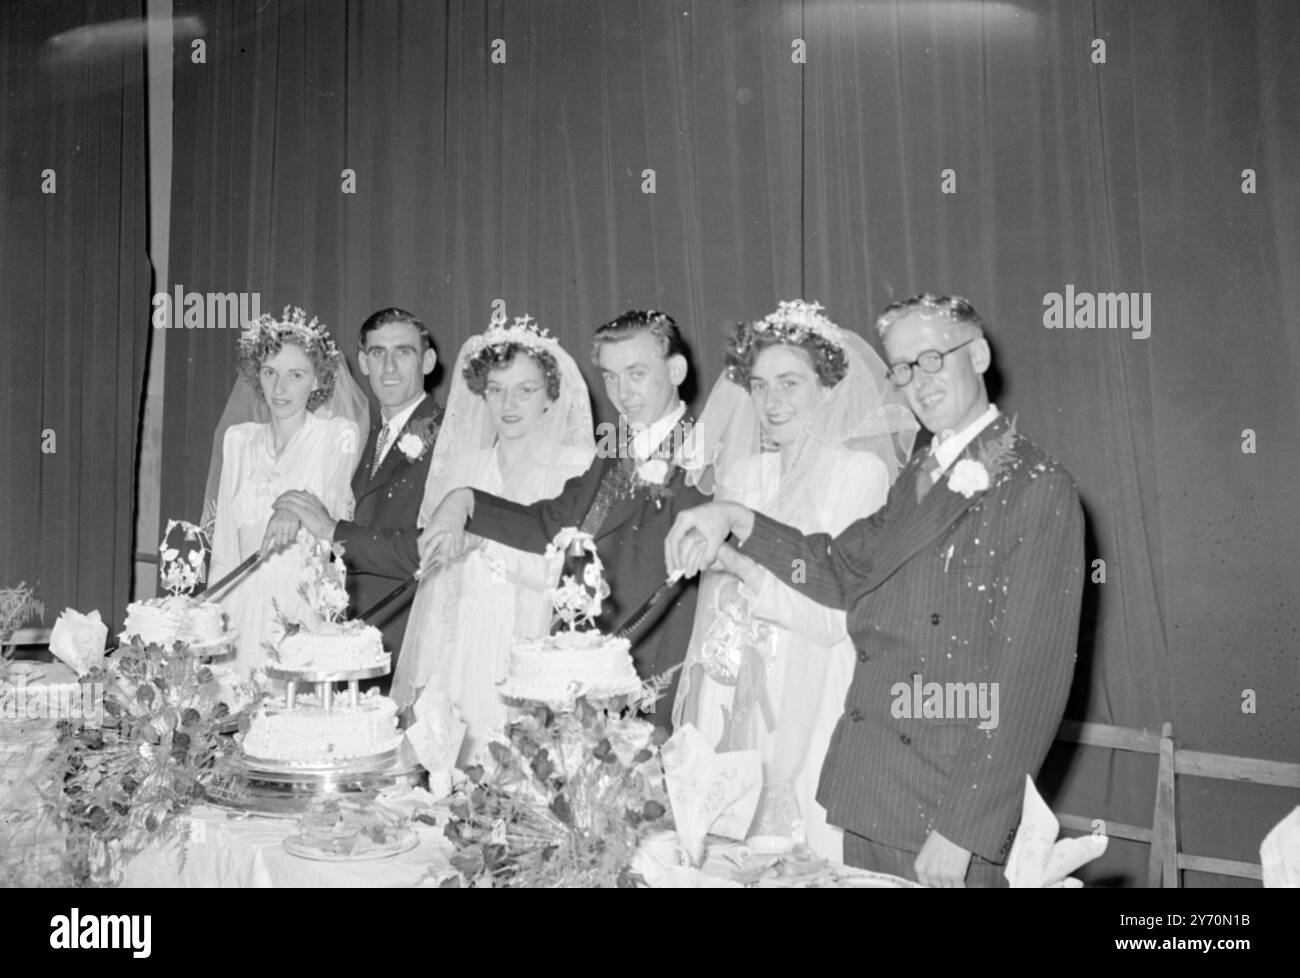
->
[674,300,916,861]
[206,307,368,673]
[392,313,594,764]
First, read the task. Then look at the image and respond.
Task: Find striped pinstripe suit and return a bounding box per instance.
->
[738,414,1084,865]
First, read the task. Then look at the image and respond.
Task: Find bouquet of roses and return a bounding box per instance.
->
[440,700,673,888]
[47,637,237,886]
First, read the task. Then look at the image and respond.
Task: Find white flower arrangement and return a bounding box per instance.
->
[753,299,844,345]
[543,528,610,631]
[237,305,341,365]
[465,308,560,359]
[298,539,349,623]
[159,519,211,596]
[947,458,991,498]
[635,458,669,484]
[397,432,425,461]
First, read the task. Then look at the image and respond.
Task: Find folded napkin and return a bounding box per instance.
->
[48,608,107,677]
[659,723,761,866]
[407,688,467,799]
[1004,774,1108,887]
[1260,806,1300,888]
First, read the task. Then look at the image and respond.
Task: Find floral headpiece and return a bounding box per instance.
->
[465,308,560,359]
[159,519,211,596]
[752,299,845,347]
[238,305,342,365]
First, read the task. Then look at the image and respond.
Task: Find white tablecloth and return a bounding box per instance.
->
[121,806,455,888]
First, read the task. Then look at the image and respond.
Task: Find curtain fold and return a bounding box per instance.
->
[1,0,150,632]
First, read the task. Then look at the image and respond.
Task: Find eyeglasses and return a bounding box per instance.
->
[483,383,544,404]
[886,338,976,387]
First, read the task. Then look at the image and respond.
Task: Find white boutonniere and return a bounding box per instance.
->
[397,433,426,461]
[946,416,1019,498]
[635,458,669,484]
[947,459,991,498]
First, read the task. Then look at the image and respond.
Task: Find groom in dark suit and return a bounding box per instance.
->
[275,307,443,672]
[667,294,1084,886]
[421,310,706,729]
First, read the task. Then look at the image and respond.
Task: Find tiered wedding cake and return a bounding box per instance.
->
[498,528,642,705]
[243,691,400,763]
[241,540,401,769]
[278,619,388,673]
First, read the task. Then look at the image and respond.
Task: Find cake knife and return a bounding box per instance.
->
[197,552,261,599]
[356,572,419,622]
[612,571,686,641]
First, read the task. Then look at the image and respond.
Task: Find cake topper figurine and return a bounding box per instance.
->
[543,528,610,632]
[159,519,211,596]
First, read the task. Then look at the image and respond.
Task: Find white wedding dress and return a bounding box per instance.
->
[209,413,360,673]
[396,443,591,764]
[391,323,596,767]
[682,449,889,862]
[674,314,915,864]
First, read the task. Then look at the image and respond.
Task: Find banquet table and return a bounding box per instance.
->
[121,806,456,888]
[118,802,916,888]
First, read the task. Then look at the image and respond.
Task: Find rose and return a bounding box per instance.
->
[947,459,991,498]
[635,459,669,484]
[49,608,108,676]
[397,433,425,460]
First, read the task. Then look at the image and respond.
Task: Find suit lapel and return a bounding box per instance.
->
[356,396,441,503]
[597,414,693,539]
[863,415,1013,591]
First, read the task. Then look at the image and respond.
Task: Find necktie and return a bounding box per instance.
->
[370,422,391,479]
[915,453,942,502]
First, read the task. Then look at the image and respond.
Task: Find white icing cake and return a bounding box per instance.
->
[242,692,400,765]
[121,596,228,649]
[277,620,388,673]
[500,630,642,704]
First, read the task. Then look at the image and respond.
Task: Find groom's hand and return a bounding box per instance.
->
[418,488,474,574]
[914,830,973,888]
[273,490,337,542]
[664,502,754,578]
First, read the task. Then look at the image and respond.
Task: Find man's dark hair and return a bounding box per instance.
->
[589,309,687,366]
[359,307,433,351]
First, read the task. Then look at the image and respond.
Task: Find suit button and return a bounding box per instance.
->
[857,649,869,663]
[930,613,941,625]
[900,733,912,745]
[848,709,864,723]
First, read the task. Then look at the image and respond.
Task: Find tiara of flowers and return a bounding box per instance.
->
[237,305,341,364]
[465,308,560,359]
[751,299,845,347]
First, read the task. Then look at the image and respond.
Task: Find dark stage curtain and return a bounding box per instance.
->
[0,0,151,632]
[158,0,1299,885]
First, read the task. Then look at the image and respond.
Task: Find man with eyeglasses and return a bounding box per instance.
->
[272,307,442,679]
[666,294,1084,887]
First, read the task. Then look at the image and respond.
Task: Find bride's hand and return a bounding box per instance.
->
[418,489,474,573]
[260,508,301,558]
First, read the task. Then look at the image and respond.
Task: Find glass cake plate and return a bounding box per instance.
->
[206,746,424,817]
[282,827,419,862]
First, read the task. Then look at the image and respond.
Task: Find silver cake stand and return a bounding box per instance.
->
[208,661,424,816]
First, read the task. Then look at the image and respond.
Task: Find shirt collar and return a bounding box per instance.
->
[379,392,426,435]
[931,403,999,473]
[629,402,686,461]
